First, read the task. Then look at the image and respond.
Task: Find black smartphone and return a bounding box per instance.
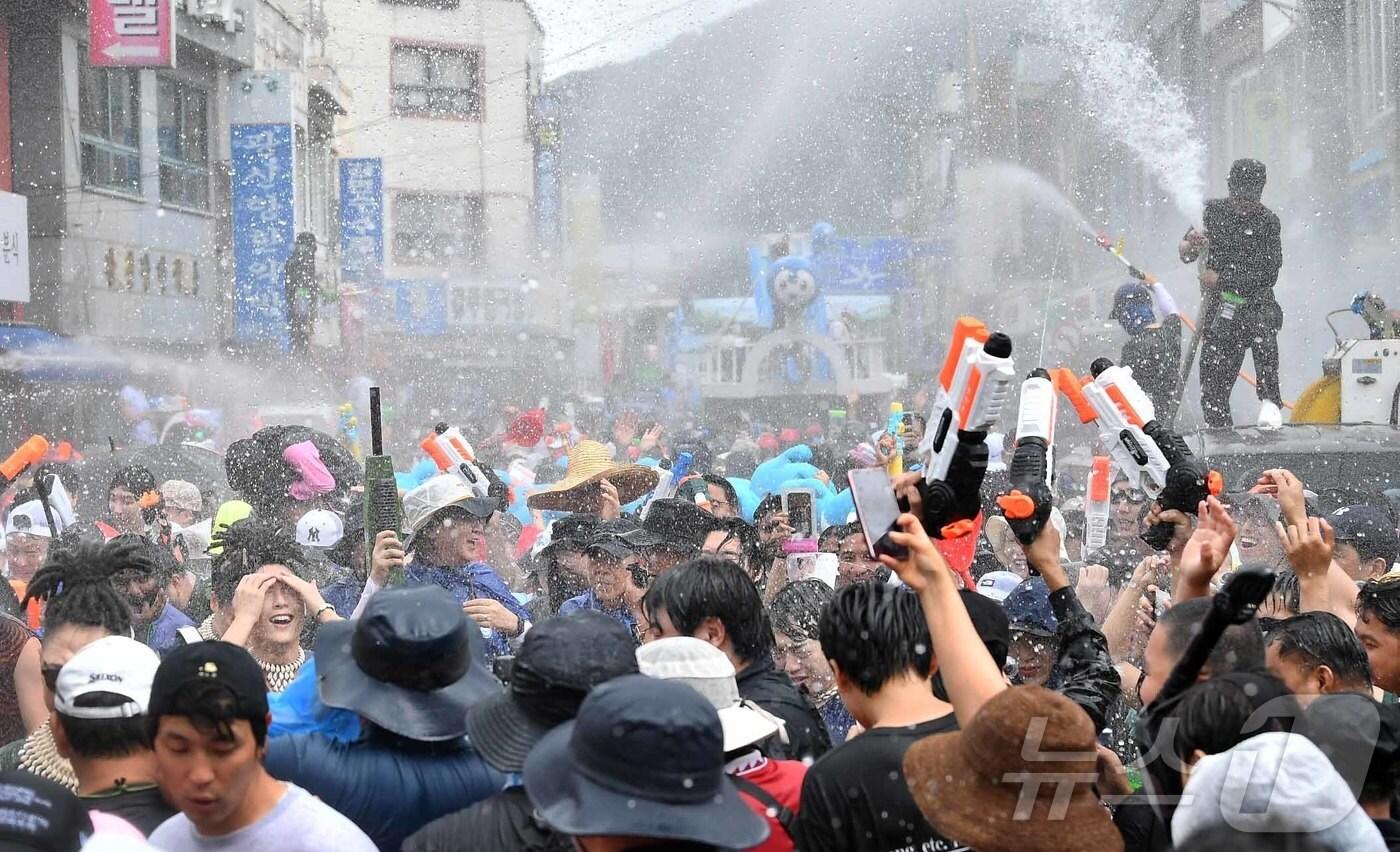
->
[782,489,815,540]
[847,468,908,559]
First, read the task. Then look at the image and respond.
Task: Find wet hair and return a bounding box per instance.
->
[818,582,932,695]
[701,475,739,511]
[56,692,151,759]
[24,539,139,637]
[209,518,306,607]
[109,465,157,500]
[754,494,782,525]
[149,680,267,748]
[1356,576,1400,631]
[111,534,180,585]
[1170,672,1299,766]
[818,523,859,553]
[1158,597,1265,677]
[1266,568,1301,617]
[770,579,833,642]
[642,555,773,663]
[1267,612,1372,690]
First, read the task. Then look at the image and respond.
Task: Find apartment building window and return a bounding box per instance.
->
[157,77,210,210]
[1358,0,1395,118]
[393,193,484,268]
[391,43,482,119]
[79,63,141,195]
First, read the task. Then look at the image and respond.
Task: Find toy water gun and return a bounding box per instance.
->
[918,317,1016,539]
[641,451,694,518]
[338,404,362,462]
[885,403,905,477]
[996,369,1056,546]
[421,423,491,499]
[0,437,49,495]
[1055,362,1169,499]
[363,387,403,583]
[1084,456,1112,556]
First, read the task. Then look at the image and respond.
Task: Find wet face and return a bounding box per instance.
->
[109,486,144,533]
[1356,611,1400,693]
[706,484,738,519]
[589,553,639,606]
[153,715,264,836]
[644,606,681,643]
[646,546,690,576]
[1111,492,1143,539]
[424,511,487,567]
[165,505,196,528]
[774,629,834,694]
[251,565,305,651]
[1235,515,1283,567]
[120,571,167,626]
[836,532,881,587]
[702,530,742,560]
[41,623,111,713]
[5,533,47,583]
[1009,629,1055,687]
[1264,642,1322,703]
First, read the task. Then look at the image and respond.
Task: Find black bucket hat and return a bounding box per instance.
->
[523,674,770,848]
[641,498,718,552]
[315,585,500,741]
[464,611,639,773]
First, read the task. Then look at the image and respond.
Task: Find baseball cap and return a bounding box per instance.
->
[636,637,785,753]
[1003,577,1058,636]
[148,641,269,723]
[159,480,202,513]
[976,570,1022,603]
[1330,504,1398,547]
[0,770,93,851]
[295,509,345,549]
[55,637,160,720]
[5,500,59,539]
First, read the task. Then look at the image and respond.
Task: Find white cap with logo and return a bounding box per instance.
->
[296,509,345,549]
[54,636,161,720]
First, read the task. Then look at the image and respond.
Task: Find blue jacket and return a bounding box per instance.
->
[559,590,638,637]
[319,568,363,619]
[146,603,194,656]
[404,560,530,657]
[264,729,506,851]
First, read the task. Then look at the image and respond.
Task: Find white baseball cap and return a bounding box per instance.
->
[54,636,160,720]
[5,500,59,539]
[976,570,1023,603]
[636,637,787,753]
[295,509,345,549]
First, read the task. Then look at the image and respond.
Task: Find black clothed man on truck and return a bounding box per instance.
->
[1179,158,1285,429]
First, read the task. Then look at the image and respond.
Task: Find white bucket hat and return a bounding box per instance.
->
[636,636,788,753]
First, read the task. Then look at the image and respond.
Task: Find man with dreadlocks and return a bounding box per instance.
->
[199,519,342,692]
[0,539,146,790]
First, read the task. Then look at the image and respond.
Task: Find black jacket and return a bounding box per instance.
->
[736,655,832,760]
[401,788,571,852]
[1202,197,1282,296]
[1047,587,1121,731]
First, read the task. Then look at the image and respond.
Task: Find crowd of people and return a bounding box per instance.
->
[0,349,1395,852]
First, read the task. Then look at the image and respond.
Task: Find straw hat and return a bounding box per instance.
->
[526,441,658,512]
[903,686,1123,852]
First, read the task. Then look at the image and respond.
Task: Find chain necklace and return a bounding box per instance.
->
[17,721,77,791]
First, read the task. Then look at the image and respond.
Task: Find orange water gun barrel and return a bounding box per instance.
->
[0,436,49,490]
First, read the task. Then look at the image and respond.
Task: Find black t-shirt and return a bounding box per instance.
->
[794,714,968,852]
[82,784,178,836]
[1375,817,1400,852]
[1121,314,1182,416]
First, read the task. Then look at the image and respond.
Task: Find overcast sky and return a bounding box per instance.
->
[532,0,761,79]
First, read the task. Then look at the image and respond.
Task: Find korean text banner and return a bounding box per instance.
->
[339,159,384,284]
[231,124,295,351]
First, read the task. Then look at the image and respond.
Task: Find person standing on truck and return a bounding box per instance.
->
[1179,158,1285,430]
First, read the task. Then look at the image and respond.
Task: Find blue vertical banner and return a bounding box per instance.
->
[338,158,384,283]
[231,124,295,349]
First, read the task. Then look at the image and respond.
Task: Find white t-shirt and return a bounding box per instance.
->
[148,783,375,852]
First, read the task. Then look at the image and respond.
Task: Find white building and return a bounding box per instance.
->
[324,0,544,321]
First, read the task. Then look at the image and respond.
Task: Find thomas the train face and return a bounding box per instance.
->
[772,266,817,310]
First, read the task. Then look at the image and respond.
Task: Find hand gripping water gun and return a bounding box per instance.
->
[1084,456,1112,556]
[1055,361,1170,500]
[363,388,403,583]
[421,423,491,499]
[918,317,1016,539]
[0,436,49,495]
[996,369,1056,546]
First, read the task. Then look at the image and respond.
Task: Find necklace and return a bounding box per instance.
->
[17,721,77,791]
[197,615,217,641]
[258,647,306,693]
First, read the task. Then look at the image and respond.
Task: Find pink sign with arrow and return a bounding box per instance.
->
[90,0,176,68]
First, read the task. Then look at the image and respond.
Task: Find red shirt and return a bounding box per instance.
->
[735,757,807,852]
